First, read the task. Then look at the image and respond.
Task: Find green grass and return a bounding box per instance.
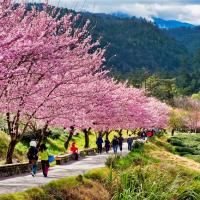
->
[168,133,200,163]
[85,140,200,200]
[0,176,110,200]
[0,176,82,200]
[1,140,200,200]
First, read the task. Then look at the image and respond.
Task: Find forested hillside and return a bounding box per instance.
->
[28,4,200,96]
[166,26,200,54]
[80,13,188,77]
[80,12,200,96]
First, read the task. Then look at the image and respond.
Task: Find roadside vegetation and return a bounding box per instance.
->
[1,136,200,200]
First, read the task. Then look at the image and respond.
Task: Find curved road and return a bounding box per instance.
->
[0,143,129,195]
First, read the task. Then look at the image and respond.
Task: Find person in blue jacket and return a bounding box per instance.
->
[96,133,103,154]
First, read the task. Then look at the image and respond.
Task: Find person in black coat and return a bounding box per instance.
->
[27,141,38,177]
[112,136,119,154]
[118,133,124,152]
[96,133,103,154]
[105,137,111,153]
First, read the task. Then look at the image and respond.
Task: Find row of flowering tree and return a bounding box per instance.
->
[169,97,200,134]
[0,0,170,163]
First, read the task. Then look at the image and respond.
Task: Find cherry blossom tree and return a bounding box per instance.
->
[174,97,200,132]
[0,1,105,163]
[0,0,170,163]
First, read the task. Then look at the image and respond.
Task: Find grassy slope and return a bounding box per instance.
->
[1,138,200,200]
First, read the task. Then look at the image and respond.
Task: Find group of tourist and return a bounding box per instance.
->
[138,128,165,139]
[96,133,134,154]
[27,131,140,178]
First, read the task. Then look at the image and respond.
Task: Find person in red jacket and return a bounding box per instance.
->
[70,142,78,160]
[146,130,154,137]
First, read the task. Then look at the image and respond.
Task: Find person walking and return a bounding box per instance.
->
[39,144,50,177]
[105,137,111,153]
[27,141,38,177]
[141,130,146,140]
[118,133,124,152]
[127,135,133,151]
[112,136,119,154]
[96,133,103,154]
[146,130,153,138]
[70,142,79,160]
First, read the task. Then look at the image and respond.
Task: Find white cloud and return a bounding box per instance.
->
[35,0,200,25]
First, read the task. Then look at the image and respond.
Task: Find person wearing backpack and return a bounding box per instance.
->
[112,136,119,154]
[39,144,50,177]
[27,141,38,177]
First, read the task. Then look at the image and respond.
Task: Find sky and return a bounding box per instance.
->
[35,0,200,25]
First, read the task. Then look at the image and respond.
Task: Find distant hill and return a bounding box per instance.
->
[153,18,194,29]
[78,12,188,77]
[166,26,200,54]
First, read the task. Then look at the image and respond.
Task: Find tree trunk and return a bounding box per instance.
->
[64,133,73,150]
[106,131,112,139]
[171,128,175,136]
[84,131,89,148]
[102,132,105,137]
[36,130,43,149]
[36,123,49,149]
[6,139,18,164]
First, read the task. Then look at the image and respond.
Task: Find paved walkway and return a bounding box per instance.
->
[0,143,129,194]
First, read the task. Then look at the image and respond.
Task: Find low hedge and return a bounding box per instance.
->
[175,147,195,155]
[168,138,185,147]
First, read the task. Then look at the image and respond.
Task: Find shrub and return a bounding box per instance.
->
[175,147,195,154]
[84,168,109,182]
[48,130,61,140]
[132,141,144,150]
[171,140,185,147]
[179,152,191,156]
[195,138,200,142]
[105,155,121,168]
[167,138,171,143]
[177,189,200,200]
